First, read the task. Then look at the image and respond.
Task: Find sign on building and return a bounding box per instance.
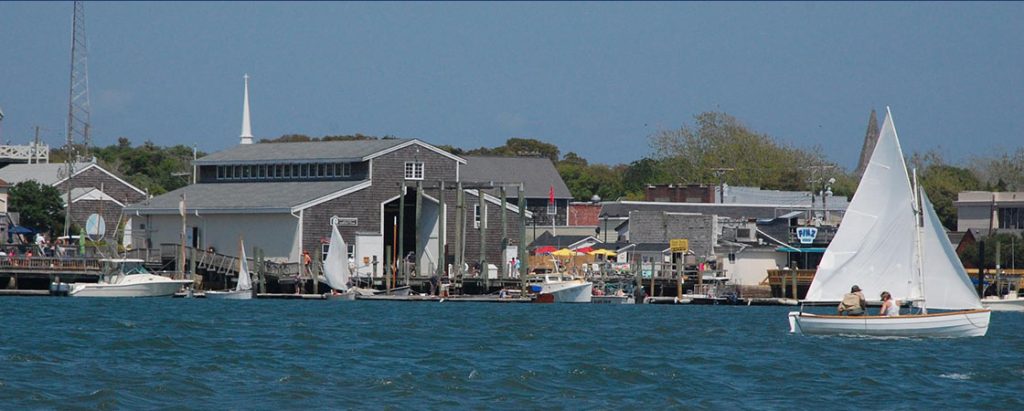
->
[330,216,358,227]
[796,227,818,244]
[670,238,689,252]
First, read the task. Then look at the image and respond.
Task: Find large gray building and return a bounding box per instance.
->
[124,139,533,277]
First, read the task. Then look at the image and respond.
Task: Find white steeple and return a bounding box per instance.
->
[240,74,253,145]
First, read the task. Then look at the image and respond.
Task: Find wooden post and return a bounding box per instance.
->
[312,246,321,295]
[650,263,656,297]
[791,268,798,299]
[385,245,392,294]
[372,255,379,289]
[454,182,464,281]
[437,180,446,279]
[500,186,508,282]
[676,263,683,298]
[415,181,423,280]
[479,188,488,291]
[398,183,406,285]
[518,185,528,294]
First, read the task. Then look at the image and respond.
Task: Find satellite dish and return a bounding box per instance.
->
[85,214,105,241]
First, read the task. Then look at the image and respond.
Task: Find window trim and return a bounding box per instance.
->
[404,161,424,180]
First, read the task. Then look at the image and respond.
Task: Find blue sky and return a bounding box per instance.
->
[2,2,1021,170]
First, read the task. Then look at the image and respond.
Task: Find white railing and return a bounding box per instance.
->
[0,143,50,162]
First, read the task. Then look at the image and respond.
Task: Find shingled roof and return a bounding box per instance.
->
[124,180,369,214]
[461,156,572,200]
[194,139,465,165]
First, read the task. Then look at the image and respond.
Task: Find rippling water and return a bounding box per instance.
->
[1,298,1022,409]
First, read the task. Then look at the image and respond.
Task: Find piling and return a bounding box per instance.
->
[437,180,445,279]
[479,188,488,290]
[399,183,407,285]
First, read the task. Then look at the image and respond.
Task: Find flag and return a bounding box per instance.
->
[549,185,554,205]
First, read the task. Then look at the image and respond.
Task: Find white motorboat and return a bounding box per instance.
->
[69,259,193,298]
[982,295,1024,312]
[789,108,990,337]
[528,274,593,303]
[206,237,254,300]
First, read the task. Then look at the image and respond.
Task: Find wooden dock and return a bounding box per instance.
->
[356,294,533,303]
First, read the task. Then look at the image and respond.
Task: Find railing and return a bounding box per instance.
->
[0,257,102,272]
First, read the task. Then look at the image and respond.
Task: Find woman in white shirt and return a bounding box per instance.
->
[879,291,899,317]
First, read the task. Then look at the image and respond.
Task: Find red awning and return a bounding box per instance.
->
[533,246,557,255]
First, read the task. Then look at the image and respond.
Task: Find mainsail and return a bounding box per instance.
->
[805,108,917,302]
[323,224,351,291]
[237,239,252,292]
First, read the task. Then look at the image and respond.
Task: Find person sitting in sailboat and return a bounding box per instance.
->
[879,291,900,317]
[838,285,867,316]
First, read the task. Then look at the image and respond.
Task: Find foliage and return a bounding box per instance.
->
[968,148,1024,192]
[649,112,839,193]
[258,133,389,143]
[959,232,1024,269]
[8,181,65,235]
[89,139,205,196]
[909,151,984,230]
[461,138,561,163]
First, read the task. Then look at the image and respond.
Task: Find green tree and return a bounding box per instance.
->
[9,181,65,235]
[910,151,984,230]
[959,233,1024,270]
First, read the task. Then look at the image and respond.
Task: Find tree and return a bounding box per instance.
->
[910,151,984,230]
[8,181,65,235]
[959,232,1024,270]
[649,111,837,191]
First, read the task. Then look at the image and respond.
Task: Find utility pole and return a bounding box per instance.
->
[711,168,733,203]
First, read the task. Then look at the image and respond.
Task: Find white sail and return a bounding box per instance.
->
[323,224,351,291]
[805,109,918,302]
[919,190,983,309]
[236,239,252,292]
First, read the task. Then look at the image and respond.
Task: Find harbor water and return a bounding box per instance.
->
[2,298,1022,409]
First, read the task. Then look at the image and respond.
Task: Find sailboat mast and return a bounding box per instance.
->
[912,169,927,313]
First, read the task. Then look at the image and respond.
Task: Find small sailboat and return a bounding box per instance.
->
[322,223,357,300]
[205,237,253,300]
[788,108,990,337]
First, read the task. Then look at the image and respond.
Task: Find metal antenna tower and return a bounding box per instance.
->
[67,0,91,158]
[64,0,91,236]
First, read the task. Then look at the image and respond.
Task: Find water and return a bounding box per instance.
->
[1,299,1022,409]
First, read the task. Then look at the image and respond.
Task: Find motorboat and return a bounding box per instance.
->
[527,273,592,303]
[982,295,1024,312]
[69,258,193,298]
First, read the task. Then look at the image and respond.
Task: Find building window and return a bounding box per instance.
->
[233,166,241,180]
[258,165,267,178]
[321,243,356,261]
[474,204,487,229]
[217,166,225,180]
[1000,207,1024,229]
[404,162,424,180]
[340,163,351,177]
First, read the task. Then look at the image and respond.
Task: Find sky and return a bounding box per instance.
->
[2,2,1022,171]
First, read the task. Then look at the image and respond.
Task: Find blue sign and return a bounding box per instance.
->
[796,227,818,244]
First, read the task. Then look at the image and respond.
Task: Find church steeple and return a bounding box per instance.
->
[854,109,879,178]
[240,74,253,145]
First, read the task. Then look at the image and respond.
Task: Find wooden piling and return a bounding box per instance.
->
[415,181,423,279]
[437,180,445,278]
[399,183,406,286]
[500,186,507,281]
[517,185,527,294]
[479,188,488,290]
[455,182,464,282]
[385,245,392,294]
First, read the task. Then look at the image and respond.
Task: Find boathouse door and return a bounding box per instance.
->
[382,192,442,278]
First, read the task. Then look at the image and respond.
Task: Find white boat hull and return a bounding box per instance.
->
[538,281,593,303]
[204,290,253,300]
[591,295,634,304]
[70,275,192,298]
[982,297,1024,312]
[788,310,991,338]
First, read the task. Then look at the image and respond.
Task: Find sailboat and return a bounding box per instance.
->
[322,223,357,300]
[788,108,991,337]
[205,237,254,300]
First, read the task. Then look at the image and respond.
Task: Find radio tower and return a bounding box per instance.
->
[64,0,92,236]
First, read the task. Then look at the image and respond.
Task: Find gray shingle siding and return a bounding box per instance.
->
[628,211,717,258]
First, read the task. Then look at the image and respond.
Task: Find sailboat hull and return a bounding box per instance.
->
[789,310,990,338]
[204,290,253,300]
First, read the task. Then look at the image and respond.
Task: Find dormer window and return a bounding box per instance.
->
[404,162,424,180]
